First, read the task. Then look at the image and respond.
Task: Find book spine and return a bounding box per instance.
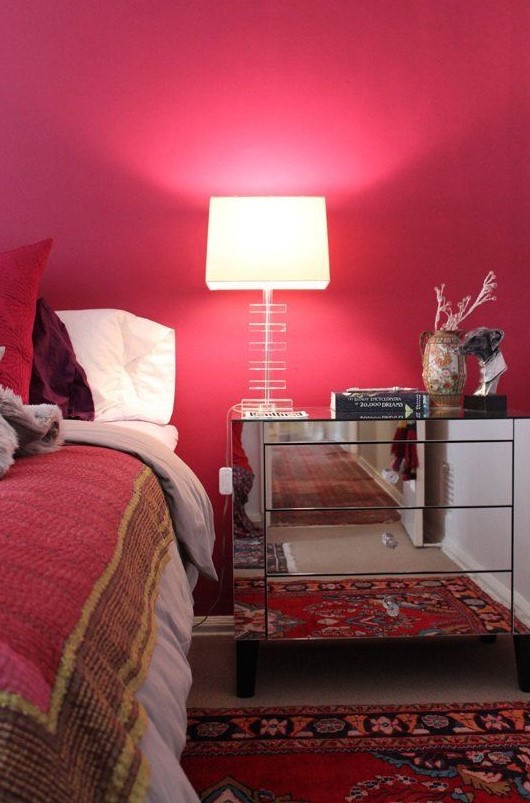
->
[331,392,430,419]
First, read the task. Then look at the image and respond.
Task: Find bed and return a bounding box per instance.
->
[0,239,216,802]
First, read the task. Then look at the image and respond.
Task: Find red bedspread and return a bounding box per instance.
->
[0,444,175,802]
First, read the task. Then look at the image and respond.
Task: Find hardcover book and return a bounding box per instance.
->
[331,388,430,419]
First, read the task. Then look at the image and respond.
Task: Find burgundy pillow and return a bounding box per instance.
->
[0,239,53,401]
[30,298,95,420]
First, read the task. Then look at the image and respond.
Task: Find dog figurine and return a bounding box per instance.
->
[459,327,507,396]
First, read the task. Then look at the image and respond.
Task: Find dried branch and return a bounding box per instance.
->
[434,271,497,331]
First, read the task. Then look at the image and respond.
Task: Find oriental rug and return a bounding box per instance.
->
[234,536,290,572]
[270,444,400,526]
[234,575,522,640]
[181,702,530,802]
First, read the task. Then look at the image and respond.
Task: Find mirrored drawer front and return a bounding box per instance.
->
[264,507,511,576]
[262,419,513,444]
[267,441,512,509]
[262,573,512,640]
[425,419,513,442]
[424,441,512,506]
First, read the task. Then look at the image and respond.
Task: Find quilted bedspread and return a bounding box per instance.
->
[0,444,178,802]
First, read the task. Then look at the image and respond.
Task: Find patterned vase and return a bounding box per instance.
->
[420,329,467,409]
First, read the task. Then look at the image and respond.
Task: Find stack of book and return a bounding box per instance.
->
[331,387,430,419]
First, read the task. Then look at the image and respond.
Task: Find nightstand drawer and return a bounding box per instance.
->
[263,574,513,640]
[265,507,512,576]
[267,440,512,510]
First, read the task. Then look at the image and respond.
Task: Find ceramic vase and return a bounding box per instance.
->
[420,329,467,409]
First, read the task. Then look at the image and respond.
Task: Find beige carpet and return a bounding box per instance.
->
[267,523,457,574]
[187,631,526,708]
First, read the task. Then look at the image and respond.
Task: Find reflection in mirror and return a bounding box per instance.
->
[232,417,514,642]
[263,572,513,640]
[232,421,263,540]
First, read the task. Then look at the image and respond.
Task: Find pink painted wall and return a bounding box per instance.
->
[1,1,529,614]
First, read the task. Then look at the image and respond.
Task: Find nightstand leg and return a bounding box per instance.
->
[236,640,259,698]
[514,635,530,692]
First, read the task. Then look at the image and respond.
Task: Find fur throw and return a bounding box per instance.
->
[0,384,63,479]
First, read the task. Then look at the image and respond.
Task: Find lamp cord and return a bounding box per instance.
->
[192,404,240,630]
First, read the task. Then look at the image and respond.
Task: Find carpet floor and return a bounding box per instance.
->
[187,633,525,708]
[186,634,530,800]
[181,702,530,802]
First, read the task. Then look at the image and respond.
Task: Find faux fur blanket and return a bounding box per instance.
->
[0,384,63,478]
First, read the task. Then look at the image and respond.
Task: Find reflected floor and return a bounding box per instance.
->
[266,522,457,575]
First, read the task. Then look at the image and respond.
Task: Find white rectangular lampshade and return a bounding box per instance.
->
[205,196,330,290]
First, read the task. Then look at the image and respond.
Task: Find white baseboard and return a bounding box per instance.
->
[441,541,530,626]
[442,541,511,608]
[193,615,234,636]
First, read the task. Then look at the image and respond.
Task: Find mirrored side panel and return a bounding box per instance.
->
[514,420,530,634]
[232,420,266,639]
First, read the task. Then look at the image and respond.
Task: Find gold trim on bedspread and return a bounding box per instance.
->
[0,448,174,802]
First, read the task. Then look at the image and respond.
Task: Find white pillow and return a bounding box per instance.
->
[57,309,175,424]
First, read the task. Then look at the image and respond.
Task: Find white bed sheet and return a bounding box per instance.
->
[137,541,200,803]
[61,420,214,803]
[62,419,216,580]
[99,420,179,451]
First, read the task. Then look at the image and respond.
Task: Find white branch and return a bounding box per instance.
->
[433,272,497,331]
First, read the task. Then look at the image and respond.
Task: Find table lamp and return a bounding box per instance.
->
[205,196,330,413]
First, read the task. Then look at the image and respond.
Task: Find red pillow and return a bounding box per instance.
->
[30,298,95,420]
[0,239,53,401]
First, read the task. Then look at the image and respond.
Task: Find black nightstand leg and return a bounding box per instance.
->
[514,635,530,692]
[236,640,259,698]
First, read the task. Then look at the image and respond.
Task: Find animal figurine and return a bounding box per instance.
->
[458,327,507,396]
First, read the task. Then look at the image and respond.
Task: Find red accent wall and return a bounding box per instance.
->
[1,1,529,614]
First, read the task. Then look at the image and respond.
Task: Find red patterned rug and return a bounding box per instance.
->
[234,575,520,640]
[270,444,400,526]
[181,702,530,802]
[234,537,289,572]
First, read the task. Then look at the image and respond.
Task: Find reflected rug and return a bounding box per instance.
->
[181,702,530,802]
[234,575,524,640]
[234,537,290,572]
[270,444,400,526]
